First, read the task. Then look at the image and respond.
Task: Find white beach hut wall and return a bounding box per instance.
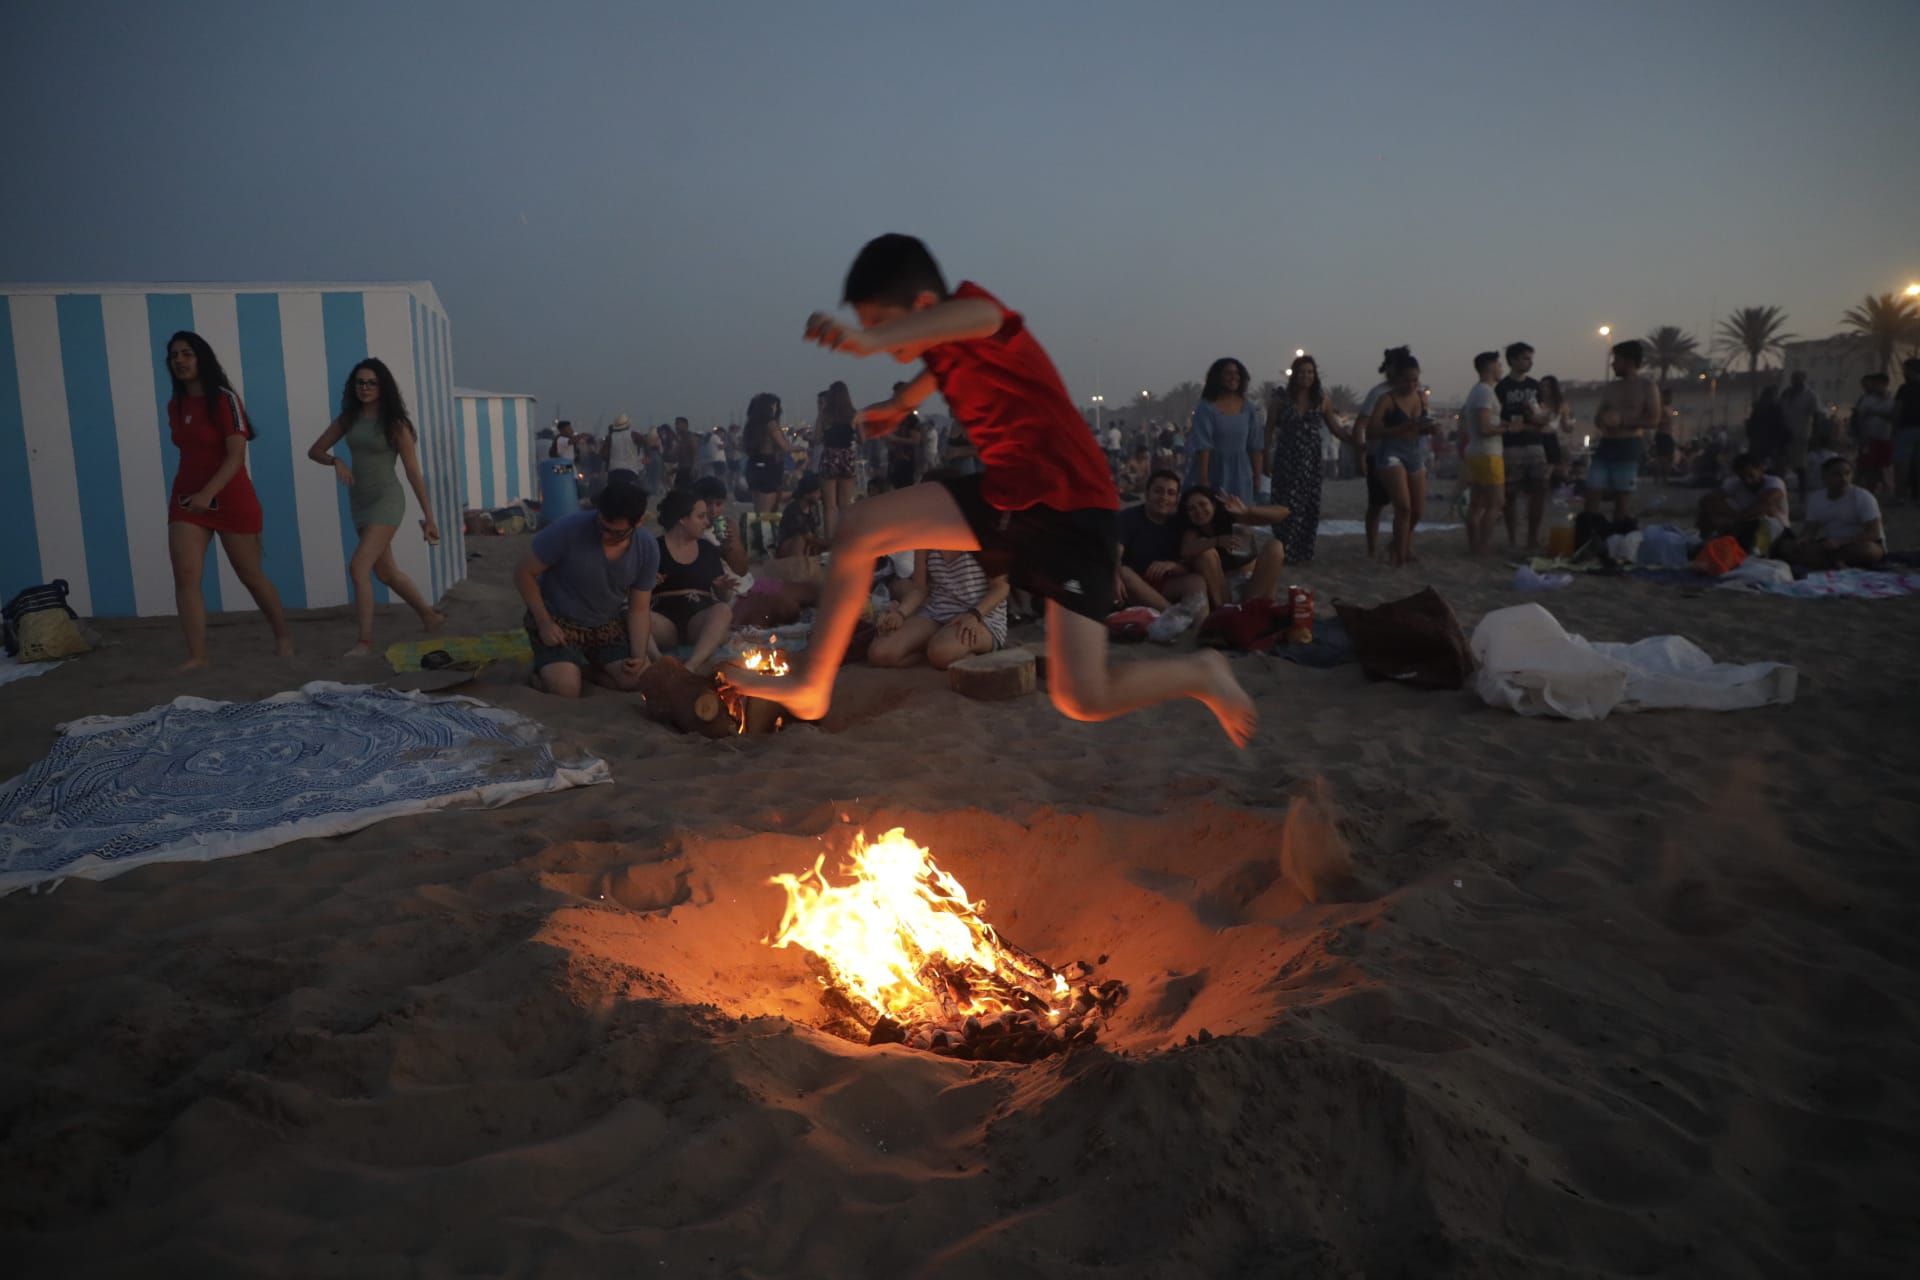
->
[0,281,465,618]
[453,388,540,510]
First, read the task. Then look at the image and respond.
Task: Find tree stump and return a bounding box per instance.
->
[636,657,730,737]
[948,648,1037,701]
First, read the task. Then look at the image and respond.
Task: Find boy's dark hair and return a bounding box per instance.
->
[1862,372,1890,388]
[1730,452,1758,472]
[1474,351,1501,375]
[1147,468,1182,489]
[1504,341,1533,363]
[693,475,729,504]
[1612,340,1645,366]
[842,234,950,306]
[595,480,650,524]
[1821,454,1850,473]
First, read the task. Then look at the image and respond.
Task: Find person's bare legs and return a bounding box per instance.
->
[1524,477,1546,548]
[867,613,938,667]
[1243,538,1286,601]
[1118,565,1170,611]
[371,541,444,634]
[216,530,294,656]
[1381,466,1412,566]
[343,524,392,657]
[1405,470,1426,562]
[724,482,979,718]
[685,601,734,672]
[1191,547,1229,608]
[1365,502,1385,558]
[1046,602,1255,748]
[534,660,585,697]
[169,521,214,671]
[1503,479,1523,547]
[925,617,995,670]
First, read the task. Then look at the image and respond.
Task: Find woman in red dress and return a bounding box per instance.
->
[165,331,292,670]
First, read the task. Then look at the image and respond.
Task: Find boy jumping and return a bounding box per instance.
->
[724,234,1256,746]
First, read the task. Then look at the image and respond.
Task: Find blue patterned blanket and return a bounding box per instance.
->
[0,681,609,895]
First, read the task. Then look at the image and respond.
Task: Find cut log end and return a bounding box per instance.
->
[947,648,1037,702]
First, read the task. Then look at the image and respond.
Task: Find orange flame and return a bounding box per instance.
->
[768,828,1070,1027]
[738,646,790,677]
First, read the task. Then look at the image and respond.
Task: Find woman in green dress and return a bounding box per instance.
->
[307,358,443,657]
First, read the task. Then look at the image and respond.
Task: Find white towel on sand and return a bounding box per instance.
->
[1469,603,1797,720]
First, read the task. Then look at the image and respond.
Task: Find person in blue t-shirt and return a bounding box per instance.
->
[514,480,661,697]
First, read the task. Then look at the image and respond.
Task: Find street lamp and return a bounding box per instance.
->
[1294,348,1305,358]
[1598,325,1612,382]
[1907,283,1920,298]
[1090,393,1104,436]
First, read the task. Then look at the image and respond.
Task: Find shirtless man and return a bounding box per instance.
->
[1585,340,1660,521]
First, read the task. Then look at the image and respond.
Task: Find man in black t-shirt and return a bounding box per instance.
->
[1114,469,1202,610]
[1494,341,1550,550]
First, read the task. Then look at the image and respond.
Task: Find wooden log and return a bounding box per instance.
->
[737,694,785,736]
[947,648,1037,702]
[635,657,729,737]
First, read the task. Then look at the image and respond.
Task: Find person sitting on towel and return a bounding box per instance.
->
[1784,456,1885,569]
[516,479,659,697]
[1697,453,1788,545]
[1114,469,1207,612]
[1175,484,1291,610]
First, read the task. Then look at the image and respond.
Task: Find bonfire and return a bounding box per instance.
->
[768,828,1125,1062]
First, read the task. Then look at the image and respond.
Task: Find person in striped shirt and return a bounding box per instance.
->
[866,548,1009,670]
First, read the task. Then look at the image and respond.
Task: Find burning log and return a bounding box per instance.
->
[947,648,1036,702]
[635,657,731,738]
[769,828,1127,1063]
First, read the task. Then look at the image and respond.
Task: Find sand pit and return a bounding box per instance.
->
[537,802,1368,1057]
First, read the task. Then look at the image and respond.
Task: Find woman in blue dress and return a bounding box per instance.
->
[1185,357,1260,504]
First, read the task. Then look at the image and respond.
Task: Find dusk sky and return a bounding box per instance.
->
[5,0,1916,425]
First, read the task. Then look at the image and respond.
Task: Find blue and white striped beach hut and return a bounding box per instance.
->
[0,281,465,618]
[454,388,540,509]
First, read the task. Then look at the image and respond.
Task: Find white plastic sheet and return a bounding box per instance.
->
[1469,604,1796,720]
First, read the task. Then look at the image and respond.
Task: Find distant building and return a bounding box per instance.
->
[1780,336,1878,406]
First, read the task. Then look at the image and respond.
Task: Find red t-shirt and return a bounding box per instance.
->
[921,282,1119,512]
[168,389,264,534]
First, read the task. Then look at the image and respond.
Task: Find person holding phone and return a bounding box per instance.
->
[306,358,444,657]
[164,330,292,671]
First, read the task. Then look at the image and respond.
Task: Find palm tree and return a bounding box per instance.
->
[1714,306,1794,400]
[1161,380,1203,428]
[1839,292,1920,376]
[1642,325,1699,388]
[1326,384,1358,415]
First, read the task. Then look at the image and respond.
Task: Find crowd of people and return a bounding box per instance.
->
[147,269,1916,717]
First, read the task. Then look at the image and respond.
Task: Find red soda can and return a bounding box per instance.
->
[1286,585,1314,643]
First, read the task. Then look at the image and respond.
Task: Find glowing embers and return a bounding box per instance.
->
[736,644,790,678]
[768,828,1125,1061]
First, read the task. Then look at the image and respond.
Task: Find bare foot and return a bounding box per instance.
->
[343,642,374,659]
[421,609,446,634]
[1194,649,1256,748]
[274,636,295,657]
[173,657,209,674]
[722,665,831,720]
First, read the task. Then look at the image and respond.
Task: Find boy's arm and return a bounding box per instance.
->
[856,369,939,438]
[807,297,1003,356]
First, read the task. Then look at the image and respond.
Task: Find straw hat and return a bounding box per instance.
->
[609,413,632,430]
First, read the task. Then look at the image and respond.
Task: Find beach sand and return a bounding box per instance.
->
[3,479,1917,1277]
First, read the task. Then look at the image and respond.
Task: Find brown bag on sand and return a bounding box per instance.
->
[1332,587,1474,690]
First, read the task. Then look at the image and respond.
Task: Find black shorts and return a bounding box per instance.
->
[746,456,783,495]
[655,593,721,637]
[937,472,1117,622]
